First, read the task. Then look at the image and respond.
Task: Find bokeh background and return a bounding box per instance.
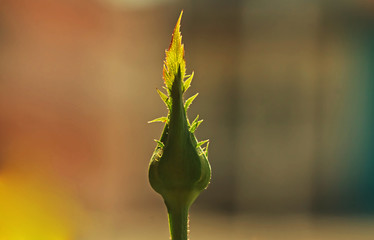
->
[1,0,374,239]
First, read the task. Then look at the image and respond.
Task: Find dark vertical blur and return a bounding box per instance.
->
[312,3,374,214]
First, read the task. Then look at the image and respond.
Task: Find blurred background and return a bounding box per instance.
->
[1,0,374,239]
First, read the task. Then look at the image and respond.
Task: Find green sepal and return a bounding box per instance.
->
[154,139,165,148]
[184,93,199,111]
[190,115,203,133]
[204,141,209,157]
[148,116,168,123]
[196,139,209,148]
[157,88,171,109]
[183,71,194,93]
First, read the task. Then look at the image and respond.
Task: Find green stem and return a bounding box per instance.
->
[166,203,189,240]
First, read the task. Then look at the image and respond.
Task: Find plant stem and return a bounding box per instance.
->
[166,203,189,240]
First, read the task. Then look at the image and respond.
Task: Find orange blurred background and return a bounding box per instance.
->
[1,0,374,239]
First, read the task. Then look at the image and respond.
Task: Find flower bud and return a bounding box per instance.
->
[148,11,211,240]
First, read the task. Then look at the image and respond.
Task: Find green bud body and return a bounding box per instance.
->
[149,69,211,208]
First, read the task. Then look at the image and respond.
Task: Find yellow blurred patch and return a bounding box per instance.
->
[0,172,78,240]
